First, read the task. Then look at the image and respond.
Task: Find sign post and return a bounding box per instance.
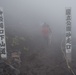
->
[65,7,72,63]
[0,8,7,59]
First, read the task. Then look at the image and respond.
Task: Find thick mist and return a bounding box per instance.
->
[0,0,76,75]
[0,0,76,39]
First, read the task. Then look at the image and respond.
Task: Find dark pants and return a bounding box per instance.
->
[43,36,49,47]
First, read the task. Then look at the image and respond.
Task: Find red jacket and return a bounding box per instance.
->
[42,26,52,37]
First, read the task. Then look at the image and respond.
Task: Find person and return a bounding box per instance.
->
[41,23,52,46]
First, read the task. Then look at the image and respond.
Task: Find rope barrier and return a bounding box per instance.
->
[61,39,75,75]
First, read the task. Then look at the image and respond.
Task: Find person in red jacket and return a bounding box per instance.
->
[41,23,52,45]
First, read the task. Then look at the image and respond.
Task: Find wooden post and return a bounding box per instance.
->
[65,7,72,63]
[0,8,7,59]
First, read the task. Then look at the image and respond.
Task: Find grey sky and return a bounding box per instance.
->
[0,0,76,38]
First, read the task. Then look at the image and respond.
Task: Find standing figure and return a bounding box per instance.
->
[41,23,52,46]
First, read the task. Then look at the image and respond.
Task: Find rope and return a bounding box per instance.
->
[61,39,75,75]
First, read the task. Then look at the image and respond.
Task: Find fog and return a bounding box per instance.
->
[0,0,76,74]
[0,0,76,38]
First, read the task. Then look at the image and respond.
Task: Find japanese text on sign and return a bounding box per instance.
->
[66,8,72,53]
[0,8,7,58]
